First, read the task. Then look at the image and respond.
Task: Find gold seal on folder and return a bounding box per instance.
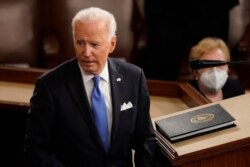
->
[191,113,214,123]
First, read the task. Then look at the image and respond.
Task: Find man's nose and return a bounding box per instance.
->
[83,45,92,56]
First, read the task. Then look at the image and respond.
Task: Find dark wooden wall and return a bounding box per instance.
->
[0,0,249,84]
[0,0,145,69]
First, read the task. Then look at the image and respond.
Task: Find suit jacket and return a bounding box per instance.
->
[24,57,157,167]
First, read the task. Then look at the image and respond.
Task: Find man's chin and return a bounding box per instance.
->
[82,67,98,75]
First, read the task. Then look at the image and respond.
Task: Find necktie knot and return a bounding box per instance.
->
[93,76,101,87]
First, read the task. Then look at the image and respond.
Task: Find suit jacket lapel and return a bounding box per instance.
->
[108,59,124,148]
[65,59,103,149]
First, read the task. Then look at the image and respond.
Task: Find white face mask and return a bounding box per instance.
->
[199,68,228,93]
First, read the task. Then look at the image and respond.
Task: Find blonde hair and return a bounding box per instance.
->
[189,37,231,63]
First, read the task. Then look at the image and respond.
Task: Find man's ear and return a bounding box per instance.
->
[109,36,117,53]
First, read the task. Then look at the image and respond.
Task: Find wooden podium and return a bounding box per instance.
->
[153,93,250,167]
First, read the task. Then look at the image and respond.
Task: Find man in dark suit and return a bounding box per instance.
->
[24,7,157,167]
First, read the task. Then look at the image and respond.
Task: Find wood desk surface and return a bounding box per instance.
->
[0,81,189,116]
[0,81,34,105]
[150,96,189,118]
[153,93,250,157]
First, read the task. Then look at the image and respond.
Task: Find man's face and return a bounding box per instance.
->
[73,20,116,75]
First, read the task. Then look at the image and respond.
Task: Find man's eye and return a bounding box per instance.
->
[77,40,84,46]
[91,43,99,48]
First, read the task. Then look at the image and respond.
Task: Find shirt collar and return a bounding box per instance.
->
[78,60,109,84]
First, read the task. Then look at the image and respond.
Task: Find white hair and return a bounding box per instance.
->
[72,7,117,40]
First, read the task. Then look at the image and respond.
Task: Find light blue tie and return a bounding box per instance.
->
[91,76,109,153]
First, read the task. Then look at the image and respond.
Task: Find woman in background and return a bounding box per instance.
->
[189,37,245,102]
